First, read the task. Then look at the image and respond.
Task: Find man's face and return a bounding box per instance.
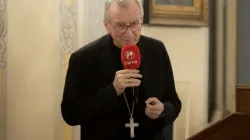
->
[104,2,142,47]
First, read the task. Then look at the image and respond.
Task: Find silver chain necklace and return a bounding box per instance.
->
[123,87,135,117]
[123,87,139,138]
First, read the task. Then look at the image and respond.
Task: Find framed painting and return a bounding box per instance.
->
[143,0,209,27]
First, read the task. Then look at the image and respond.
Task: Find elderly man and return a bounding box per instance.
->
[61,0,181,140]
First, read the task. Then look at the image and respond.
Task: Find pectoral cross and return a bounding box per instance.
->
[125,117,139,138]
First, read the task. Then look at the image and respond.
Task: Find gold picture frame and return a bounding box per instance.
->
[144,0,209,27]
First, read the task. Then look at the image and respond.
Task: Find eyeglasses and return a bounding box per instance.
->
[109,21,142,34]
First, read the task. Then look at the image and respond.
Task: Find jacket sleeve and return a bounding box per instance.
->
[61,52,120,126]
[155,42,182,129]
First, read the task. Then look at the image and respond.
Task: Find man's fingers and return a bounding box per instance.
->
[145,98,164,119]
[145,109,160,119]
[114,69,142,95]
[116,69,140,74]
[116,72,142,81]
[146,104,162,111]
[113,69,143,95]
[145,97,159,104]
[123,73,142,79]
[127,83,141,87]
[125,82,141,87]
[147,109,161,115]
[120,79,141,87]
[125,78,141,83]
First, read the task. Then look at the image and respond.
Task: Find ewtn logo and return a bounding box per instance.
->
[125,50,135,60]
[124,50,138,65]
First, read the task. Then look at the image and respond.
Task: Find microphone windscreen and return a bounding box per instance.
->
[121,44,141,69]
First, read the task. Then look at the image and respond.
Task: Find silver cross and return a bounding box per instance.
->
[125,118,139,138]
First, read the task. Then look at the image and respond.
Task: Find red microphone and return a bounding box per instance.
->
[121,44,141,69]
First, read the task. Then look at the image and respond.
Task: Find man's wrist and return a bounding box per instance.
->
[157,111,166,119]
[157,104,166,119]
[112,83,123,96]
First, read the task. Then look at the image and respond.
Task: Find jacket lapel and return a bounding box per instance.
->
[99,34,118,82]
[137,36,151,98]
[137,36,161,99]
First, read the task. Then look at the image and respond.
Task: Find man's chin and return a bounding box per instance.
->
[114,40,138,48]
[122,41,137,45]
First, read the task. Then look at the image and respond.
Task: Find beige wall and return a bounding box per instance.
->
[225,0,237,114]
[6,0,60,140]
[140,1,209,135]
[141,26,209,136]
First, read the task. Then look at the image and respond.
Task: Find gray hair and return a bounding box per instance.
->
[104,0,144,21]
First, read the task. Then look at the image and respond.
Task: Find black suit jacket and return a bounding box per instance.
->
[61,34,181,140]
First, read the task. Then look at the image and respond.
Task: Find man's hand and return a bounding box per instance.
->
[145,97,165,119]
[113,69,142,96]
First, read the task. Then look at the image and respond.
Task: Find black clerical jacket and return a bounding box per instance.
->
[61,34,182,140]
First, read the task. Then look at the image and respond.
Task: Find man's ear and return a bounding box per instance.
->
[103,20,110,32]
[141,16,144,24]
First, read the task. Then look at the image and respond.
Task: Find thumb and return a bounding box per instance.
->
[145,97,158,104]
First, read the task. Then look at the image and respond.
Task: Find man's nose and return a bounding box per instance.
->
[123,27,134,37]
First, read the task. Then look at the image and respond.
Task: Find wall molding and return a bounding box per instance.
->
[0,0,6,139]
[60,0,78,140]
[60,0,77,55]
[174,81,190,140]
[0,0,7,68]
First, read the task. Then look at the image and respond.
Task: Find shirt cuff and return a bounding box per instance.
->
[157,108,166,119]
